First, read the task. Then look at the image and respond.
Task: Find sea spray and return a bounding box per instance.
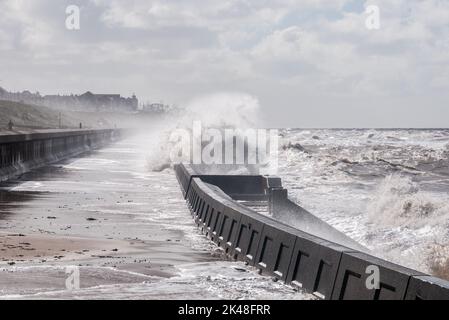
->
[366,174,449,229]
[426,243,449,280]
[181,92,261,129]
[363,174,449,273]
[146,92,270,172]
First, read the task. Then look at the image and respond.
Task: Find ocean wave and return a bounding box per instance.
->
[278,129,449,275]
[366,174,449,229]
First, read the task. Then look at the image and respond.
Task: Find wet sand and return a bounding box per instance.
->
[0,232,134,263]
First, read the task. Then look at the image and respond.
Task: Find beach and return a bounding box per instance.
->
[0,132,312,300]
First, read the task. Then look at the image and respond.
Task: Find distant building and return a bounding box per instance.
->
[0,87,42,105]
[142,102,170,114]
[0,87,138,112]
[141,102,183,115]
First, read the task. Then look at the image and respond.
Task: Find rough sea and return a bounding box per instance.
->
[278,128,449,277]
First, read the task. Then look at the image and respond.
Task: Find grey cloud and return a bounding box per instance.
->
[1,0,449,127]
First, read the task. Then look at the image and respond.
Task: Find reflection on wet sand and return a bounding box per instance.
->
[0,191,49,218]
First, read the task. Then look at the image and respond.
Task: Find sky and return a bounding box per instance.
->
[1,0,449,128]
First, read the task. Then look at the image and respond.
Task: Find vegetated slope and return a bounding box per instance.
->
[0,100,118,131]
[0,100,77,130]
[0,99,168,133]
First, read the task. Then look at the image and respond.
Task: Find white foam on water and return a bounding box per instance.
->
[0,262,314,300]
[279,129,449,275]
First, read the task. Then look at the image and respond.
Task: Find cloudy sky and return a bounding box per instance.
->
[1,0,449,127]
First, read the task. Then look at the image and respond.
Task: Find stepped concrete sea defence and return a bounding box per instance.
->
[0,129,123,182]
[174,163,449,300]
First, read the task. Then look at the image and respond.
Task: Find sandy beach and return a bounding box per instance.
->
[0,232,137,264]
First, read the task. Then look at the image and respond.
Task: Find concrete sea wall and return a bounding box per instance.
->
[174,163,449,300]
[0,129,121,182]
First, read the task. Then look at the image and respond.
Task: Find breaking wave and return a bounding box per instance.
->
[146,92,262,172]
[277,129,449,275]
[366,174,449,229]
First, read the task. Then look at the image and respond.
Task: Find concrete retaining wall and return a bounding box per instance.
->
[0,129,121,182]
[174,163,449,300]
